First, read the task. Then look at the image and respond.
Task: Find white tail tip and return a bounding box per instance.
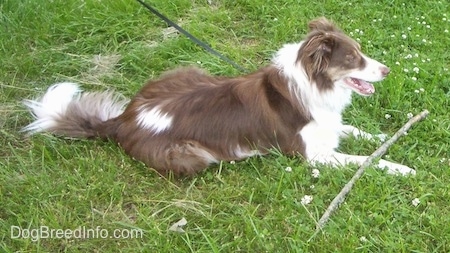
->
[22,82,81,134]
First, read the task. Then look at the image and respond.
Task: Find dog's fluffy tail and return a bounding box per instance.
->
[22,82,129,138]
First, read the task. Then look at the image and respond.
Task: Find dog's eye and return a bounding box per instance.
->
[346,54,355,62]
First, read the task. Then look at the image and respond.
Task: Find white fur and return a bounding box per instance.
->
[136,106,173,134]
[273,42,353,118]
[80,92,128,121]
[22,82,81,133]
[348,54,388,82]
[274,42,415,176]
[194,149,219,164]
[233,146,261,159]
[23,82,128,134]
[340,124,387,141]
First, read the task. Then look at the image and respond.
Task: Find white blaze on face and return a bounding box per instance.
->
[351,54,390,82]
[340,53,390,96]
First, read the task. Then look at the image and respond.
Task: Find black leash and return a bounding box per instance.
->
[135,0,247,73]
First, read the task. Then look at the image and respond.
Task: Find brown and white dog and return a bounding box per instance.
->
[23,17,415,176]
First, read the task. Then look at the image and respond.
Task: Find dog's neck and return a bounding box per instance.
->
[273,42,352,125]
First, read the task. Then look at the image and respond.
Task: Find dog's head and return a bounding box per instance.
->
[298,17,389,96]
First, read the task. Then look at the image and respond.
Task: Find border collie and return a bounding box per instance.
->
[23,17,415,176]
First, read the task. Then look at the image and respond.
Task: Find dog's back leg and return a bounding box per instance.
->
[163,140,219,176]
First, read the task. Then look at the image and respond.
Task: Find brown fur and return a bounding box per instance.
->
[98,66,310,176]
[298,19,365,92]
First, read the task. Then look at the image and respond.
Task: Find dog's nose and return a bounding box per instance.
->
[381,66,390,77]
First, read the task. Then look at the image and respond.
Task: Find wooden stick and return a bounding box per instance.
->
[309,109,429,240]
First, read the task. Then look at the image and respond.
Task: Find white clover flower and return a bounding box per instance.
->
[412,198,420,207]
[395,61,400,65]
[422,39,427,43]
[405,54,413,59]
[414,53,419,57]
[300,195,313,205]
[426,25,430,29]
[413,67,420,73]
[407,112,414,119]
[385,114,392,119]
[445,29,449,33]
[273,18,278,21]
[402,34,407,39]
[419,88,425,92]
[407,27,412,31]
[311,169,320,178]
[439,158,447,163]
[393,15,397,18]
[414,89,420,93]
[230,160,236,165]
[285,166,292,172]
[360,236,368,243]
[310,185,315,189]
[411,77,417,81]
[403,68,409,73]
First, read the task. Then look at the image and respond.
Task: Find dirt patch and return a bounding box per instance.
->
[82,54,121,82]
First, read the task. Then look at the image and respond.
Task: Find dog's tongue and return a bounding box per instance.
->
[352,78,375,95]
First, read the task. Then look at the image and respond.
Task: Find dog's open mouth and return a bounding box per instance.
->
[344,77,375,96]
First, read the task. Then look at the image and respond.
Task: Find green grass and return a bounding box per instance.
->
[1,0,450,252]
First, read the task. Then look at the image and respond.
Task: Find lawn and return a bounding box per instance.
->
[1,0,449,252]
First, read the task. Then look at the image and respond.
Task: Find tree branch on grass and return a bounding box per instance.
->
[309,109,429,241]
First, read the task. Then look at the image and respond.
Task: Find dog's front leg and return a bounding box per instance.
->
[309,151,416,176]
[340,124,387,141]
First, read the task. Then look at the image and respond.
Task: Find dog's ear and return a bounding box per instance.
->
[298,33,335,78]
[308,17,339,32]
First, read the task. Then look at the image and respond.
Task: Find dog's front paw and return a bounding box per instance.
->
[359,132,387,142]
[378,160,416,176]
[375,133,388,142]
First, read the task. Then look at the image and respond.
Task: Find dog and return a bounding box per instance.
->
[23,17,415,177]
